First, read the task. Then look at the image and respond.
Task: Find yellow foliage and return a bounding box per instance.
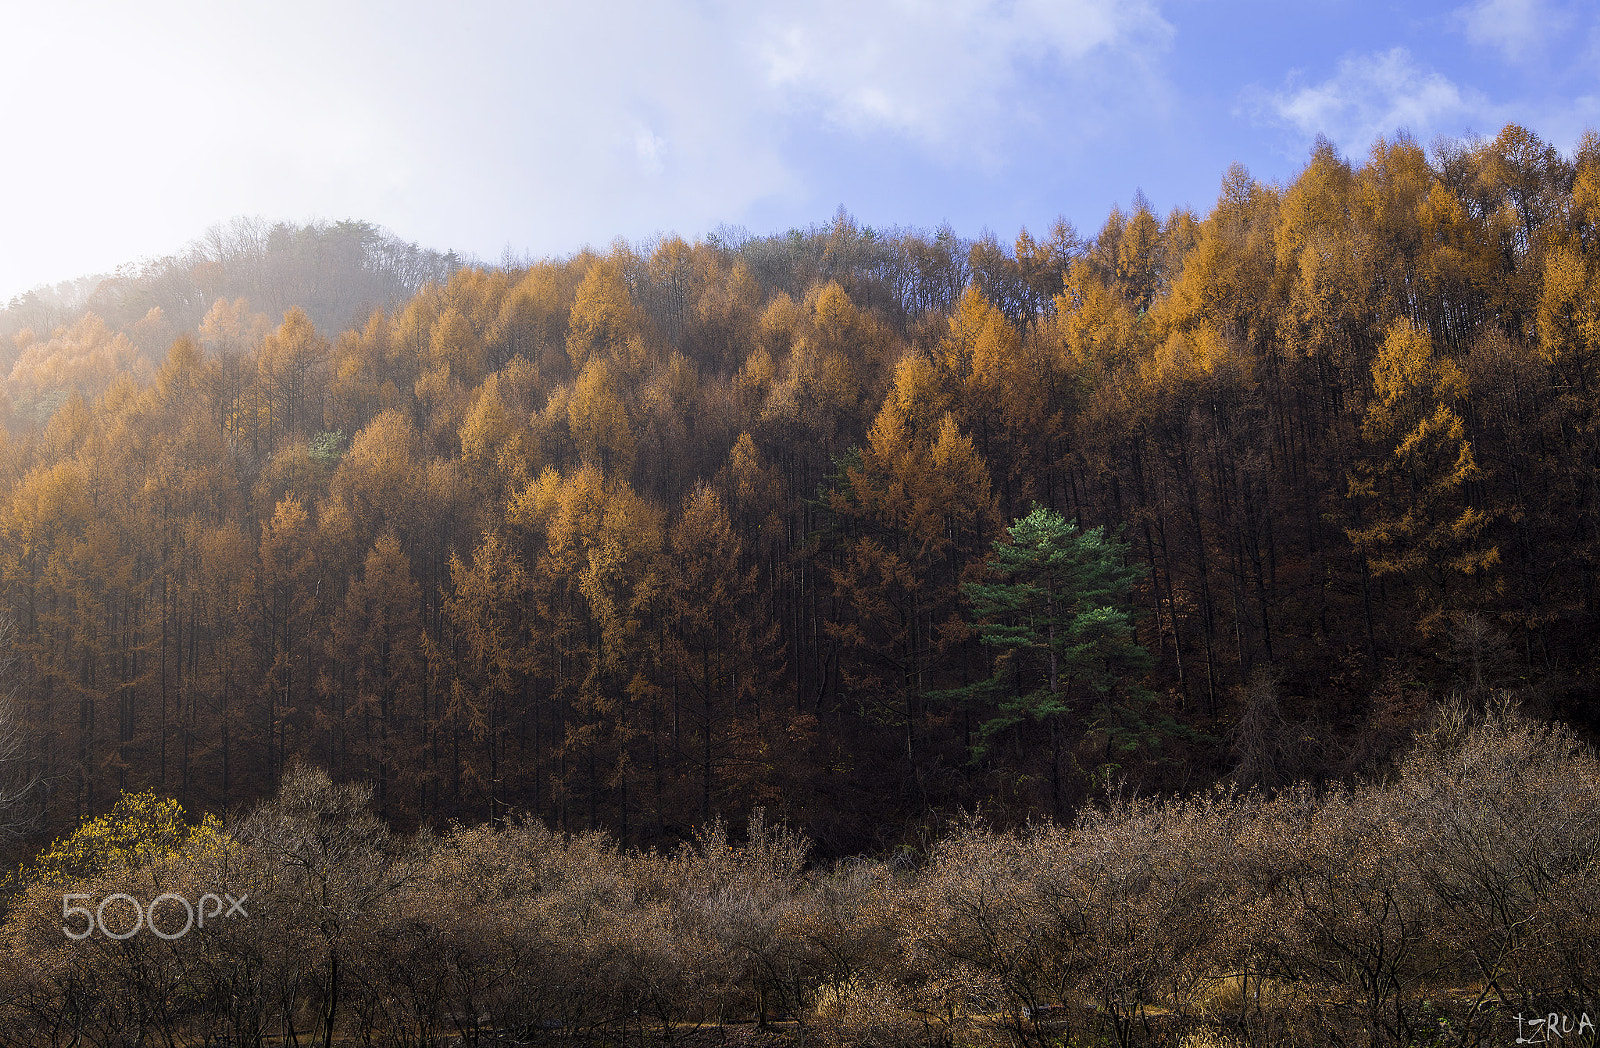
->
[1146,327,1234,385]
[442,266,512,337]
[566,258,638,370]
[1538,245,1598,369]
[758,292,801,357]
[459,374,527,495]
[491,263,580,376]
[7,460,92,559]
[852,403,994,559]
[1115,200,1163,311]
[29,790,226,887]
[1055,260,1142,375]
[728,431,781,521]
[156,335,208,413]
[8,314,150,399]
[256,307,331,438]
[1365,320,1466,442]
[885,352,949,437]
[811,281,863,350]
[198,296,270,357]
[333,409,421,524]
[1574,163,1600,245]
[809,280,890,390]
[1348,321,1497,629]
[429,305,486,387]
[735,344,776,405]
[938,287,1016,385]
[568,358,634,473]
[761,337,858,439]
[510,464,664,687]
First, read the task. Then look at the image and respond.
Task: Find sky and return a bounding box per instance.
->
[1,0,1597,304]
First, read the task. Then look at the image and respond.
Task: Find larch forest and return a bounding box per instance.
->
[0,126,1598,1046]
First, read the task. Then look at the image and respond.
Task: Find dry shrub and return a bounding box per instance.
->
[811,976,865,1022]
[387,807,827,1040]
[1189,971,1296,1021]
[1393,699,1600,1027]
[1240,785,1441,1043]
[902,822,1061,1041]
[798,858,904,1008]
[376,819,591,1042]
[809,976,928,1048]
[903,796,1241,1048]
[1176,1029,1248,1048]
[1219,698,1600,1045]
[1230,670,1327,789]
[1063,789,1243,1030]
[655,811,816,1026]
[0,812,274,1045]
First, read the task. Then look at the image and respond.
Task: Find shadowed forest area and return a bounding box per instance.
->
[0,119,1598,1041]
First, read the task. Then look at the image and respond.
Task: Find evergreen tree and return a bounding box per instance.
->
[953,506,1170,814]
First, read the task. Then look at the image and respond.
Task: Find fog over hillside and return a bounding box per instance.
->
[1,218,461,349]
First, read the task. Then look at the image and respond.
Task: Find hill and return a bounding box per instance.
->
[0,124,1595,858]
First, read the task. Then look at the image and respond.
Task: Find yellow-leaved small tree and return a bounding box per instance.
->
[28,789,224,887]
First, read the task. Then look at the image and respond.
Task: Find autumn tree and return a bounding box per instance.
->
[565,256,641,371]
[1347,320,1497,639]
[256,307,331,443]
[26,788,220,885]
[233,763,410,1048]
[663,484,783,824]
[487,260,582,380]
[0,615,41,843]
[329,535,424,822]
[256,496,322,786]
[567,358,635,475]
[442,531,530,825]
[826,399,996,784]
[509,466,664,836]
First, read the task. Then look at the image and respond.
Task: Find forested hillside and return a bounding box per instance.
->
[0,218,459,426]
[0,124,1596,855]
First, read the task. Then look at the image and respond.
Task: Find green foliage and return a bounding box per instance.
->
[26,390,72,428]
[954,506,1168,757]
[27,790,224,886]
[308,429,348,466]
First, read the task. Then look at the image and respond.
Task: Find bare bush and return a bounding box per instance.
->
[1395,701,1600,1030]
[1230,670,1326,789]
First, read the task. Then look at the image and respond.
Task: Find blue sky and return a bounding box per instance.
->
[2,0,1597,304]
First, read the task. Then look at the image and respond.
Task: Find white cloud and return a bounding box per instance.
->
[751,0,1174,154]
[1453,0,1570,64]
[633,130,668,177]
[0,0,1180,300]
[1254,48,1502,155]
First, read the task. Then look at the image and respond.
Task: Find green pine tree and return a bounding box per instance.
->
[953,506,1175,813]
